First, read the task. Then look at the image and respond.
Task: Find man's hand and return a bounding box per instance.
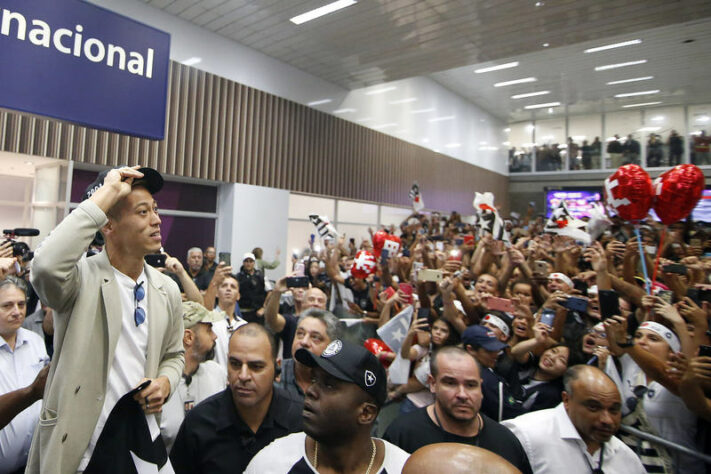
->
[0,257,16,279]
[164,253,185,275]
[209,262,233,288]
[0,241,13,259]
[90,166,144,214]
[30,364,50,401]
[652,297,684,325]
[134,376,171,415]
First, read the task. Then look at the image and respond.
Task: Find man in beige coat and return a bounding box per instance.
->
[26,166,184,473]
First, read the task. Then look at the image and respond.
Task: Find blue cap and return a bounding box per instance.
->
[461,325,507,352]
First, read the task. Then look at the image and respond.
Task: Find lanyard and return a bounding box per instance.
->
[583,444,604,474]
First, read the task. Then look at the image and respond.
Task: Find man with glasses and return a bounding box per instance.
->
[27,166,185,474]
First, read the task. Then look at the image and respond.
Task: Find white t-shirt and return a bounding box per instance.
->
[160,360,226,451]
[245,432,409,474]
[78,268,152,471]
[0,328,48,474]
[211,308,247,373]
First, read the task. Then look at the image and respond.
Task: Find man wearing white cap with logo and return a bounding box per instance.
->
[236,252,267,323]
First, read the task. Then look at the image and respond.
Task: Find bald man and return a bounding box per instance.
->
[403,443,521,474]
[503,365,645,473]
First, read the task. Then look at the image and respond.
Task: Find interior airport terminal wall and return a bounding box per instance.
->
[0,60,508,215]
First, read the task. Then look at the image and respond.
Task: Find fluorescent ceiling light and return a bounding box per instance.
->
[695,115,710,123]
[428,115,455,123]
[307,99,332,106]
[494,77,536,87]
[474,62,519,74]
[511,90,550,99]
[364,86,397,95]
[181,57,202,66]
[584,39,642,53]
[333,108,356,114]
[389,97,418,105]
[372,123,397,130]
[504,128,511,132]
[410,108,435,114]
[622,101,662,108]
[595,60,647,71]
[638,126,661,132]
[290,0,357,25]
[606,76,653,85]
[650,115,665,122]
[355,117,373,123]
[614,90,659,98]
[524,102,561,110]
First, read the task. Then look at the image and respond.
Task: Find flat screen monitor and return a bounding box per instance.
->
[545,190,602,218]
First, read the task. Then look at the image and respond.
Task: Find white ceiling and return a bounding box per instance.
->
[142,0,711,122]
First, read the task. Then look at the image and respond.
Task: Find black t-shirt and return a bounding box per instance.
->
[345,278,374,312]
[383,407,532,474]
[278,312,298,360]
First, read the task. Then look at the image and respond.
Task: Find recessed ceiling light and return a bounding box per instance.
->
[614,90,660,98]
[422,138,430,143]
[494,77,537,87]
[651,115,665,122]
[584,39,642,53]
[504,128,511,132]
[307,99,332,106]
[181,57,202,66]
[535,1,544,6]
[595,60,647,71]
[622,101,662,108]
[638,127,661,132]
[542,43,550,48]
[372,123,397,130]
[389,97,418,105]
[474,62,519,74]
[606,76,654,85]
[333,108,356,113]
[524,102,561,109]
[428,115,455,123]
[364,86,397,95]
[511,90,550,99]
[697,116,710,123]
[290,0,357,25]
[410,108,436,114]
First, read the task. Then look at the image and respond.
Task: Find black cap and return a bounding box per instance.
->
[83,167,164,201]
[295,339,387,406]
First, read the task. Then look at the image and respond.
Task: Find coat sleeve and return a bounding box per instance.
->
[157,279,185,396]
[30,200,108,313]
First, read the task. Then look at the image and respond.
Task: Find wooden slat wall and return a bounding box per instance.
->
[0,61,508,213]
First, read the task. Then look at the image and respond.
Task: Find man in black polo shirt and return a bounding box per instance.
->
[169,323,302,473]
[383,346,532,474]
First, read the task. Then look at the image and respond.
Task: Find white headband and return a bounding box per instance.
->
[639,321,681,353]
[548,272,573,288]
[482,314,510,338]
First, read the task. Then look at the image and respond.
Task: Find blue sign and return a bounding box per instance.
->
[0,0,171,139]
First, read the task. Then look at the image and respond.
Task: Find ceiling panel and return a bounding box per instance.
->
[143,0,711,89]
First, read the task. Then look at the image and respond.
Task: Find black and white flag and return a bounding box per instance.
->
[544,200,591,244]
[409,182,424,212]
[308,214,339,240]
[473,192,509,242]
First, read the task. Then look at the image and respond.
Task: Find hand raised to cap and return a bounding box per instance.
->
[90,166,145,213]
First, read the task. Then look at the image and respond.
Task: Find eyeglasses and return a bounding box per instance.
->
[134,281,146,326]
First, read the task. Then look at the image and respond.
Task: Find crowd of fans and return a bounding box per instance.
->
[1,165,711,473]
[509,130,710,172]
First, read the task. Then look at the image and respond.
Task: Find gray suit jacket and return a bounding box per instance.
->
[26,200,184,474]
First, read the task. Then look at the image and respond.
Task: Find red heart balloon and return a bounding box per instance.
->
[653,164,705,225]
[351,250,377,279]
[372,230,401,258]
[604,164,653,221]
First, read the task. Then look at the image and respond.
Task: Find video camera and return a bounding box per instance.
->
[3,228,39,262]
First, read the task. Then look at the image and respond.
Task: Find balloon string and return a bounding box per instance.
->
[651,226,666,288]
[634,225,651,294]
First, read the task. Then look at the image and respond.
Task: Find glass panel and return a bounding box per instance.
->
[288,193,335,220]
[688,104,711,166]
[380,205,412,228]
[534,118,565,172]
[160,215,216,266]
[337,224,372,246]
[287,220,316,264]
[336,200,378,225]
[568,115,603,170]
[603,111,642,169]
[642,107,685,168]
[506,122,534,173]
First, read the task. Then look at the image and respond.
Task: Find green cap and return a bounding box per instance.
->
[182,301,222,329]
